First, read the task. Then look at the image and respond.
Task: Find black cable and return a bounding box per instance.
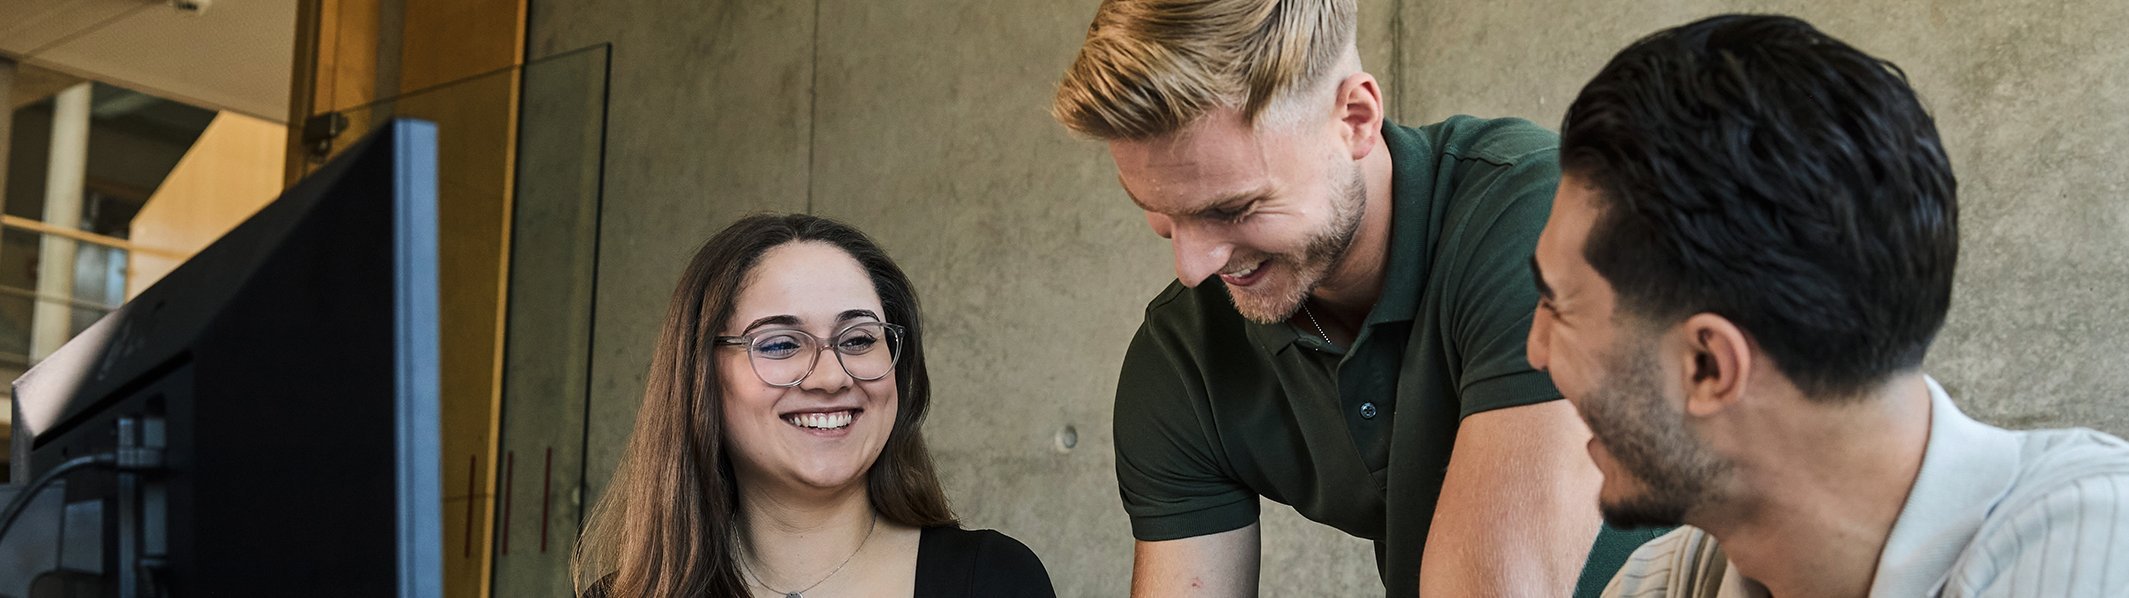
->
[0,453,115,545]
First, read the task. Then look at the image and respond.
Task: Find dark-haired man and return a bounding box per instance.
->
[1527,14,2129,598]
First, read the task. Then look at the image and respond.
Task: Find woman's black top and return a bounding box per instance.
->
[583,525,1055,597]
[912,525,1055,597]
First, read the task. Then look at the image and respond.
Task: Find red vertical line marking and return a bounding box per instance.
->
[540,447,554,553]
[464,454,477,559]
[502,451,515,555]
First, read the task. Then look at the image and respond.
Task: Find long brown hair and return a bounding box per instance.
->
[573,213,957,597]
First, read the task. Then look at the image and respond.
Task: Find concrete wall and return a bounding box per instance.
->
[522,1,2129,595]
[1392,0,2129,444]
[491,44,611,596]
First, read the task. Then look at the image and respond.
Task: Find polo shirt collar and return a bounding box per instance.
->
[1368,120,1437,329]
[1867,375,2022,596]
[1246,120,1437,356]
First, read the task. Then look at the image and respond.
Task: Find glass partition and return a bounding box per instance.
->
[300,44,610,596]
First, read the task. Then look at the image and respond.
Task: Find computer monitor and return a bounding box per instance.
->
[3,119,443,597]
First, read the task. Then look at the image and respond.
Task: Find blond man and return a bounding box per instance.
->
[1053,1,1663,595]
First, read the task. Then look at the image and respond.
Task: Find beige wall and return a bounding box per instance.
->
[521,1,2129,595]
[129,112,286,297]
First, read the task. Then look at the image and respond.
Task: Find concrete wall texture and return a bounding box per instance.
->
[522,1,2129,595]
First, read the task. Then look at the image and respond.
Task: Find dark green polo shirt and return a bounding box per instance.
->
[1112,116,1663,597]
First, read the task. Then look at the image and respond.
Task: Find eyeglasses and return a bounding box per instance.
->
[713,321,906,387]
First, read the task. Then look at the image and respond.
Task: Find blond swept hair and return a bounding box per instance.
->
[1052,0,1358,140]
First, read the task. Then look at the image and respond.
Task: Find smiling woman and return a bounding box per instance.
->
[572,213,1055,598]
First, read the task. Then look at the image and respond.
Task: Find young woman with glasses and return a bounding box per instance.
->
[575,213,1055,597]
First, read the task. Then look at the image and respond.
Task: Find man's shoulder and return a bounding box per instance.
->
[1117,279,1261,392]
[1991,426,2129,510]
[1390,116,1562,239]
[1942,427,2129,594]
[1402,115,1560,167]
[2016,426,2129,469]
[1136,279,1245,335]
[1140,278,1195,316]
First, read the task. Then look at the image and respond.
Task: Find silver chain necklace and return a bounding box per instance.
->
[743,511,877,598]
[1301,302,1337,349]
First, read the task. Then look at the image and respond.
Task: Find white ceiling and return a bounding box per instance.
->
[0,0,294,122]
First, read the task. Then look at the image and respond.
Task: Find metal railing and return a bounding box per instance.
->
[0,215,178,258]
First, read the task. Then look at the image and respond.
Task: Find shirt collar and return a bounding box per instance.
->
[1867,375,2022,596]
[1367,120,1435,328]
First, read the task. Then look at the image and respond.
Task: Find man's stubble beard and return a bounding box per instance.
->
[1584,332,1734,529]
[1228,164,1367,325]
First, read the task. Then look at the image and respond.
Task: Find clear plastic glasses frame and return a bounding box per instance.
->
[713,321,906,387]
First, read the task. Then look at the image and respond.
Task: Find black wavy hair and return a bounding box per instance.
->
[1560,14,1959,400]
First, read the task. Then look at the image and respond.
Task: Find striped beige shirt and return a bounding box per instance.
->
[1604,377,2129,597]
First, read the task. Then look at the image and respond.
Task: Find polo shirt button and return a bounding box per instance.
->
[1359,402,1378,419]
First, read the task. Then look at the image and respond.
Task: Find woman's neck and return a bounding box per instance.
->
[737,481,878,593]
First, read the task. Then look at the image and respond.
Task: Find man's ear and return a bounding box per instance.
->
[1330,72,1382,160]
[1679,313,1752,417]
